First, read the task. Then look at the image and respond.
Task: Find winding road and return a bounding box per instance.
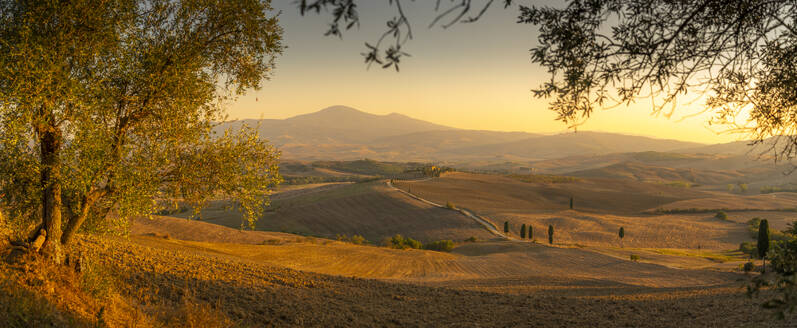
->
[386,179,510,240]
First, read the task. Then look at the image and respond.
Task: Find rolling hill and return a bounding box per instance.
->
[215,106,727,162]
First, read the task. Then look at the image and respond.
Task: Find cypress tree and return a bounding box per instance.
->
[528,225,533,241]
[504,221,509,234]
[520,224,526,239]
[758,219,770,272]
[569,196,574,210]
[548,225,554,244]
[619,227,625,248]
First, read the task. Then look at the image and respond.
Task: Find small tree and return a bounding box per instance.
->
[504,221,509,234]
[618,227,625,248]
[520,224,526,239]
[528,225,533,241]
[739,183,749,193]
[548,225,554,244]
[715,211,728,221]
[758,219,770,272]
[569,196,574,210]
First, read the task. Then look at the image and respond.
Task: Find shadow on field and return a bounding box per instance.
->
[118,263,788,328]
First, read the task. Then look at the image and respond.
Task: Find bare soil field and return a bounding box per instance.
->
[393,172,714,215]
[173,181,495,243]
[84,234,788,327]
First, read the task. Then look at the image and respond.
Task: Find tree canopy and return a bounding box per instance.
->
[0,0,284,261]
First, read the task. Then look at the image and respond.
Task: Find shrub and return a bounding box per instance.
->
[739,183,748,192]
[405,237,422,249]
[740,242,758,258]
[336,234,348,241]
[630,254,640,262]
[464,236,478,243]
[742,262,755,273]
[425,240,455,252]
[548,225,554,244]
[520,224,526,239]
[389,234,422,249]
[715,211,728,220]
[445,201,456,209]
[350,234,366,245]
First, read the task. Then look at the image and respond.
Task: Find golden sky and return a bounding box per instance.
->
[228,1,748,144]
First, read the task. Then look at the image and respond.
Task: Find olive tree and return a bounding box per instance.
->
[0,0,283,262]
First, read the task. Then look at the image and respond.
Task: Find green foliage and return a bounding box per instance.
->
[424,240,455,252]
[528,225,533,241]
[569,196,574,210]
[629,254,640,262]
[759,219,771,260]
[761,185,797,194]
[740,242,758,258]
[335,234,367,245]
[739,183,749,193]
[507,174,580,184]
[389,234,422,250]
[0,0,284,246]
[520,224,526,239]
[715,211,728,221]
[548,225,554,244]
[504,221,509,234]
[664,181,692,188]
[349,234,366,245]
[618,227,624,239]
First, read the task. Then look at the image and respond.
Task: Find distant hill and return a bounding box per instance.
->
[441,132,704,161]
[216,106,797,163]
[567,162,744,185]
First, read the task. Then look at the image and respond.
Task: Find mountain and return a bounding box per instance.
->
[218,105,453,146]
[217,106,782,163]
[216,106,539,161]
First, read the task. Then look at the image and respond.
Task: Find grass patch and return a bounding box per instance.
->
[507,174,580,184]
[648,248,743,263]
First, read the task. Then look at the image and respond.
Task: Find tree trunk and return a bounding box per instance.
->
[39,126,64,263]
[61,193,99,245]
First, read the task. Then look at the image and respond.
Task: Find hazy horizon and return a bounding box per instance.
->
[226,1,749,144]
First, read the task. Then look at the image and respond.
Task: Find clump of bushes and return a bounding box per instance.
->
[715,211,728,221]
[388,234,422,249]
[424,240,455,252]
[335,234,368,245]
[629,254,640,262]
[742,262,755,273]
[740,241,758,258]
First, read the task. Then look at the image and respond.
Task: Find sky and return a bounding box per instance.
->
[228,0,748,144]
